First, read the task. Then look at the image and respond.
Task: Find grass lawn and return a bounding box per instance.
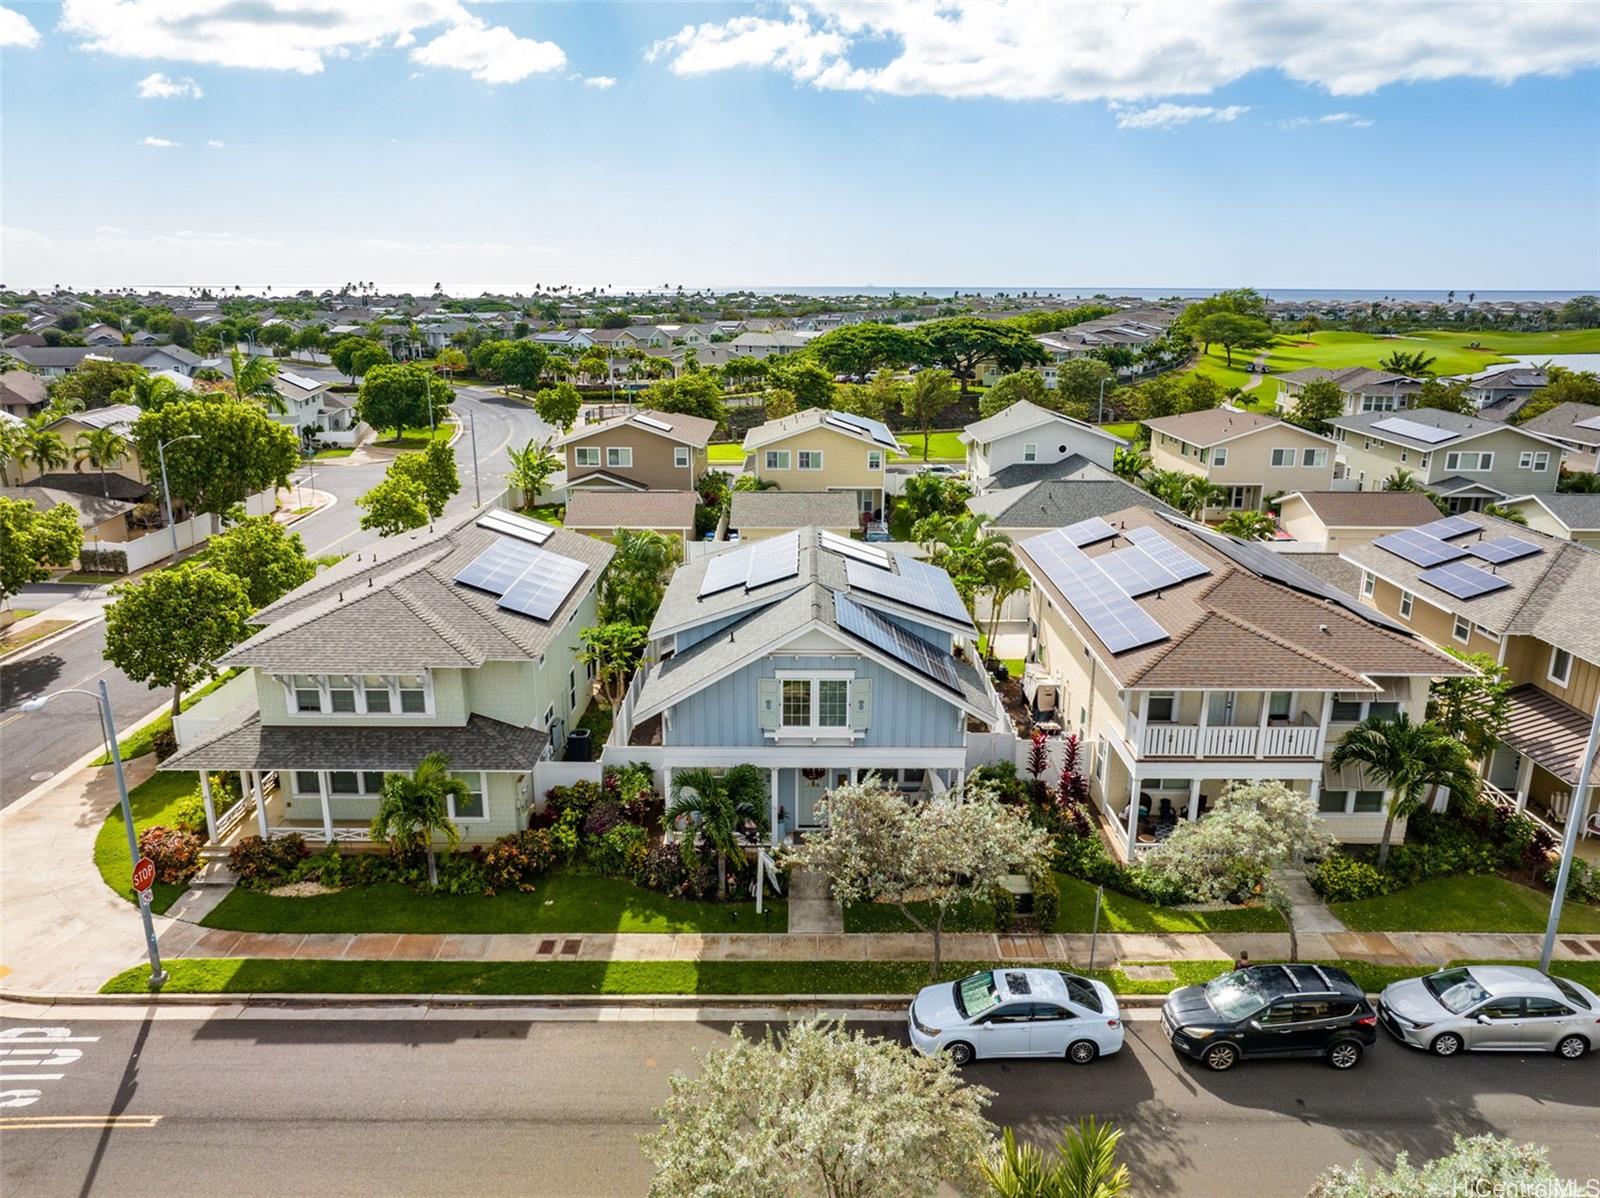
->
[373,423,456,450]
[573,700,613,746]
[842,874,1284,934]
[898,431,966,462]
[976,635,1023,677]
[311,447,353,460]
[707,442,747,463]
[92,671,237,765]
[0,619,74,656]
[1099,421,1141,442]
[94,770,197,914]
[4,608,39,620]
[57,571,125,585]
[1332,873,1600,934]
[201,869,788,935]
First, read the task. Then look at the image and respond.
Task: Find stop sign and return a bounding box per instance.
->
[131,857,156,893]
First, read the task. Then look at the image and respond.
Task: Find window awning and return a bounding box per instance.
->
[1501,684,1600,788]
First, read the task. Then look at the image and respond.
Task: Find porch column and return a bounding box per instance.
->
[1308,777,1322,817]
[1187,778,1201,823]
[253,770,269,838]
[1255,693,1271,760]
[198,771,217,842]
[317,770,334,843]
[954,768,964,793]
[769,767,780,847]
[1125,775,1140,859]
[849,767,858,785]
[1316,693,1334,755]
[1196,690,1210,760]
[1514,755,1534,812]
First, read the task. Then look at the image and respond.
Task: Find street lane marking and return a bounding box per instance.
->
[0,1115,162,1130]
[0,1028,99,1109]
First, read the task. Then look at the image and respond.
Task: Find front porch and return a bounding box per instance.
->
[1484,685,1600,853]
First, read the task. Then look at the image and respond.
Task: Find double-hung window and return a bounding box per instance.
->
[292,675,322,712]
[674,446,690,468]
[1361,571,1376,598]
[1399,589,1414,619]
[817,679,849,727]
[327,675,357,713]
[397,675,428,713]
[798,450,823,470]
[450,773,487,821]
[363,675,393,713]
[1023,443,1038,462]
[1270,448,1295,467]
[1453,614,1472,644]
[765,450,790,470]
[1519,450,1550,471]
[290,673,429,716]
[1211,446,1228,467]
[574,446,600,467]
[867,450,883,470]
[606,446,632,468]
[781,679,811,726]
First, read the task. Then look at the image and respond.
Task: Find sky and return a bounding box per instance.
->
[1,0,1598,294]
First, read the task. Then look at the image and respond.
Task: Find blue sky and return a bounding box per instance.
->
[1,1,1597,292]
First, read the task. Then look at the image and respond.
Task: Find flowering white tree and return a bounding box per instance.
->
[1138,780,1336,904]
[1306,1134,1561,1198]
[640,1018,994,1198]
[784,779,1055,978]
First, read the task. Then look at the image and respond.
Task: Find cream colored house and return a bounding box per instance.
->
[742,409,902,521]
[13,403,146,486]
[728,490,862,540]
[1274,490,1442,552]
[1496,494,1600,548]
[1016,506,1471,860]
[554,408,714,493]
[1142,407,1336,515]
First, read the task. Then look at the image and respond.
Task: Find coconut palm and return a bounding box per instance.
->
[1142,468,1193,512]
[1329,714,1477,869]
[1379,350,1438,377]
[73,426,130,497]
[20,427,68,475]
[1383,467,1421,492]
[984,559,1031,651]
[1180,477,1228,519]
[228,346,286,415]
[368,751,468,888]
[667,766,769,900]
[1218,510,1277,541]
[982,1119,1131,1198]
[599,528,680,626]
[1111,445,1148,481]
[112,372,183,412]
[504,436,561,509]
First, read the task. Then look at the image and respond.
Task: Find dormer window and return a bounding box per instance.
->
[283,672,433,716]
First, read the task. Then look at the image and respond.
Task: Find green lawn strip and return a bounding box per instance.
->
[1098,421,1140,442]
[975,635,1023,676]
[1331,873,1600,934]
[201,870,788,935]
[525,503,564,526]
[374,423,456,450]
[573,700,614,745]
[94,770,196,914]
[311,447,353,459]
[898,431,965,462]
[0,620,75,656]
[56,571,125,585]
[707,443,747,463]
[91,671,237,765]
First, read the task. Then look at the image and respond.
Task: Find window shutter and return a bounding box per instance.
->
[849,679,872,730]
[758,678,780,729]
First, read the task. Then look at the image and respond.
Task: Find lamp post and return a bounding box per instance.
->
[157,433,200,559]
[20,682,167,988]
[1540,699,1600,971]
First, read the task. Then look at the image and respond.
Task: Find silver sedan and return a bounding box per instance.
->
[1378,965,1600,1059]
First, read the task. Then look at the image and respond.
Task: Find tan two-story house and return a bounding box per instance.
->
[743,408,902,521]
[1142,408,1336,516]
[554,408,714,494]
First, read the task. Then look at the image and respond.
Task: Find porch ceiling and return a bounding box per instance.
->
[1501,684,1600,788]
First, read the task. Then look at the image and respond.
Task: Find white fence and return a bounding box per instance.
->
[172,671,257,747]
[83,485,281,574]
[532,760,603,803]
[313,423,369,448]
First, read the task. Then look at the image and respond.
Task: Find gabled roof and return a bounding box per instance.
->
[52,403,141,432]
[565,470,648,491]
[566,489,696,531]
[1143,407,1330,447]
[0,485,134,528]
[742,407,901,452]
[967,474,1175,530]
[729,490,860,530]
[1517,402,1600,448]
[1277,490,1442,529]
[960,399,1127,448]
[0,370,47,406]
[554,408,716,449]
[1278,365,1418,393]
[1501,492,1600,532]
[1330,409,1567,451]
[30,471,149,502]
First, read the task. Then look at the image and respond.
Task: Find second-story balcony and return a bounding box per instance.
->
[1138,718,1322,759]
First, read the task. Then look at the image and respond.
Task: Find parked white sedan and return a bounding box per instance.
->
[908,968,1123,1065]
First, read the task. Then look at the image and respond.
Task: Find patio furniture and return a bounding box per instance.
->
[1549,792,1573,823]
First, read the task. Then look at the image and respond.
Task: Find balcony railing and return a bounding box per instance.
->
[1139,721,1321,759]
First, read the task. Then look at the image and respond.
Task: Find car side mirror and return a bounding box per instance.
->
[1476,1015,1491,1025]
[1248,1019,1263,1032]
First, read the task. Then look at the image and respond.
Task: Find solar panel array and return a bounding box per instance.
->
[1576,415,1600,432]
[819,530,889,569]
[1468,536,1542,565]
[823,411,900,450]
[845,556,970,624]
[1418,560,1511,600]
[1124,526,1210,583]
[631,414,672,431]
[1060,516,1118,547]
[455,537,537,594]
[1371,417,1456,444]
[1021,528,1169,654]
[696,531,802,598]
[453,535,588,620]
[1415,515,1479,541]
[1097,545,1183,597]
[477,509,554,546]
[1372,528,1469,567]
[698,548,751,597]
[833,593,959,691]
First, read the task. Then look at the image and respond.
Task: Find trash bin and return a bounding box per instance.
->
[565,728,592,762]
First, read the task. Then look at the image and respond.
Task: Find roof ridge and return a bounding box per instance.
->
[1199,605,1375,688]
[387,578,486,666]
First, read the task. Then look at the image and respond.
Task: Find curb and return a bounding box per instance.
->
[0,610,105,664]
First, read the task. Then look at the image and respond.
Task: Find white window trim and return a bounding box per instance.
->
[674,446,690,468]
[1361,571,1376,598]
[769,670,861,738]
[449,771,491,823]
[1318,788,1388,816]
[282,672,434,718]
[1548,647,1573,687]
[765,449,790,470]
[1399,590,1414,619]
[1211,446,1228,467]
[573,446,600,467]
[1023,443,1038,462]
[797,450,824,470]
[1302,448,1328,467]
[1452,614,1471,644]
[1269,448,1296,468]
[605,446,633,468]
[866,450,883,470]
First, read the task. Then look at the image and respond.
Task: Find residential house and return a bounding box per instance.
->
[1143,408,1336,514]
[966,471,1176,542]
[1277,367,1422,416]
[80,323,124,346]
[960,399,1126,492]
[565,489,698,547]
[531,329,595,353]
[1328,410,1566,511]
[618,527,1003,840]
[1494,494,1600,549]
[554,409,714,493]
[743,408,902,520]
[1274,490,1444,552]
[727,331,816,359]
[162,508,614,846]
[0,369,48,420]
[1341,512,1600,839]
[1514,402,1600,473]
[728,490,862,540]
[1016,506,1473,859]
[0,484,136,560]
[7,345,201,378]
[1025,308,1181,380]
[14,404,146,487]
[1464,367,1548,421]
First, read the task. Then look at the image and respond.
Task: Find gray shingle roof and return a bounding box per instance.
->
[554,408,716,448]
[961,400,1124,447]
[729,490,861,530]
[1330,408,1559,449]
[983,457,1115,490]
[1143,408,1319,447]
[967,476,1176,529]
[1511,492,1600,530]
[0,486,134,528]
[1518,402,1600,447]
[566,489,697,531]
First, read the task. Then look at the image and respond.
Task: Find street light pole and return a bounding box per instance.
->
[156,433,199,559]
[20,682,168,988]
[1540,698,1600,971]
[469,409,481,507]
[1097,376,1110,424]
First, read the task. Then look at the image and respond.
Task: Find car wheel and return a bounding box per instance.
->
[1327,1041,1363,1070]
[1202,1043,1239,1072]
[1067,1039,1098,1065]
[1430,1032,1463,1057]
[1556,1035,1588,1060]
[945,1041,974,1066]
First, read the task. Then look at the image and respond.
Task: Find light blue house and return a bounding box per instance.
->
[618,528,1003,842]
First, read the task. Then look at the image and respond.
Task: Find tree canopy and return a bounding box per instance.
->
[1513,367,1600,425]
[130,396,300,518]
[534,381,582,430]
[355,363,454,441]
[0,498,81,605]
[805,322,929,375]
[103,563,253,715]
[765,357,836,410]
[979,369,1050,418]
[919,318,1046,392]
[46,360,148,411]
[204,517,316,610]
[641,372,725,424]
[1285,377,1346,434]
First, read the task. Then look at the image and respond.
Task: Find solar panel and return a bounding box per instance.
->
[454,537,540,595]
[819,530,889,568]
[833,593,958,691]
[1415,515,1479,541]
[497,551,588,620]
[1575,415,1600,432]
[1060,516,1118,547]
[476,509,553,545]
[1370,417,1456,445]
[631,414,672,431]
[1021,529,1168,654]
[698,544,752,597]
[1097,545,1182,597]
[1468,536,1542,565]
[1124,526,1210,582]
[1418,560,1511,599]
[745,531,802,589]
[823,411,900,449]
[1372,528,1468,567]
[845,556,970,625]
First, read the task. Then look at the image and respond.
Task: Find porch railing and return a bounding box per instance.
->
[1480,779,1563,841]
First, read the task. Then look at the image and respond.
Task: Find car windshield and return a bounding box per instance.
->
[1552,977,1591,1010]
[1424,968,1491,1014]
[954,972,999,1020]
[1203,971,1267,1020]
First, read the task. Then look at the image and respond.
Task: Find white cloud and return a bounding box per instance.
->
[89,227,280,254]
[141,135,180,147]
[95,224,126,234]
[1278,111,1375,129]
[646,0,1600,102]
[583,75,616,89]
[0,5,40,47]
[205,138,226,148]
[2,225,54,248]
[137,71,203,99]
[409,17,566,83]
[60,1,566,85]
[1115,103,1249,129]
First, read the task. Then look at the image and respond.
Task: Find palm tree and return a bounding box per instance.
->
[73,426,129,497]
[21,427,68,476]
[1142,468,1192,512]
[1378,350,1438,377]
[667,766,769,900]
[599,527,680,625]
[1218,510,1276,541]
[984,560,1031,652]
[368,751,468,888]
[1483,502,1529,526]
[504,436,561,509]
[1329,714,1477,869]
[0,421,25,486]
[113,373,182,411]
[1180,476,1227,519]
[1111,445,1148,481]
[228,346,286,415]
[982,1120,1131,1198]
[1383,467,1421,492]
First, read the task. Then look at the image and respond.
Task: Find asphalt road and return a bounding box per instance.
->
[0,387,552,809]
[2,1012,1595,1198]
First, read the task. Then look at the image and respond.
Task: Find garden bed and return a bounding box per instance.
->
[94,770,197,914]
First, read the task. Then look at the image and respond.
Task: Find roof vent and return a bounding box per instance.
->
[1319,623,1330,634]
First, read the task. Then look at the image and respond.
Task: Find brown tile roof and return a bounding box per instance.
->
[1142,407,1318,447]
[565,489,697,532]
[554,408,716,448]
[1283,490,1443,528]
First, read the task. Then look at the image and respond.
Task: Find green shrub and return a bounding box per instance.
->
[171,792,209,837]
[1547,857,1600,904]
[137,824,202,885]
[433,853,487,896]
[1309,854,1396,902]
[481,829,557,895]
[78,546,129,573]
[1031,871,1060,932]
[991,884,1018,932]
[228,834,310,890]
[151,727,179,762]
[603,761,657,805]
[589,822,649,877]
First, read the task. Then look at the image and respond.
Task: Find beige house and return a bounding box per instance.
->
[1275,490,1442,552]
[742,409,902,521]
[728,490,861,540]
[13,404,147,487]
[1016,505,1472,860]
[564,489,697,547]
[0,484,135,561]
[1142,407,1336,515]
[1496,494,1600,548]
[554,408,714,493]
[1515,402,1600,473]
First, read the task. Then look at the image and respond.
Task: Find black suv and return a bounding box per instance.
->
[1160,964,1377,1071]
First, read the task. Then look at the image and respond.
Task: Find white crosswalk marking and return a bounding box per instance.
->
[0,1028,100,1109]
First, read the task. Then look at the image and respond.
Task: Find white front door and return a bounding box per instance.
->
[796,773,829,829]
